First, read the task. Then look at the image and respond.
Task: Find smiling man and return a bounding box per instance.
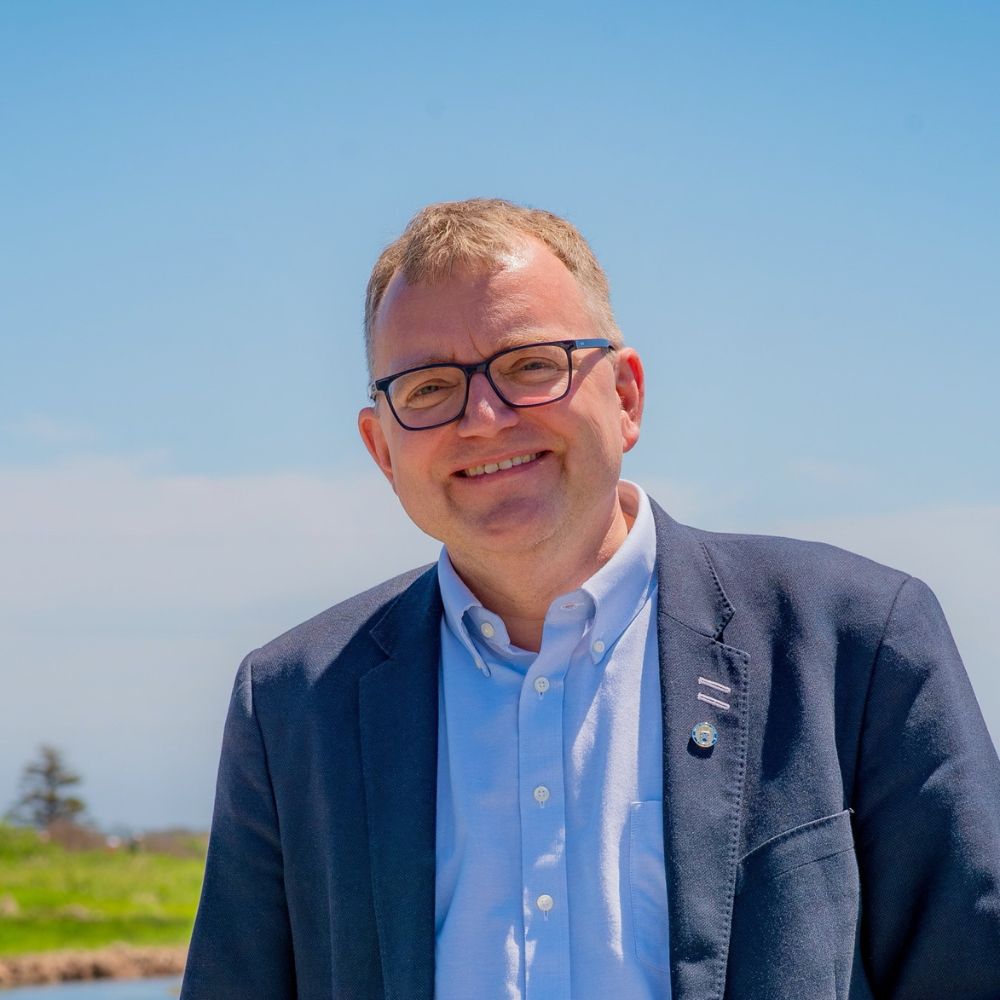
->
[182,199,1000,1000]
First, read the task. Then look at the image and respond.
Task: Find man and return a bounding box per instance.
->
[181,199,1000,999]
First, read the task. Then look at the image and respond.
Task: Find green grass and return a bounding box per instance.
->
[0,824,205,955]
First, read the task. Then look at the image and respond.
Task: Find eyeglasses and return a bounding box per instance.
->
[369,338,613,430]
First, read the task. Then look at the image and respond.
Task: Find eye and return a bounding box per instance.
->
[513,356,560,372]
[398,374,461,408]
[499,348,566,382]
[413,382,443,397]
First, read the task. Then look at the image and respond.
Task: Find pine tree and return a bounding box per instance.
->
[9,745,86,829]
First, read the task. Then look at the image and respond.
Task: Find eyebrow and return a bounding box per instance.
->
[390,331,562,370]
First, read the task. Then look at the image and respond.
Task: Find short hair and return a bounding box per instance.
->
[364,198,622,376]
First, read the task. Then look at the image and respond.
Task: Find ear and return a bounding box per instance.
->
[358,405,397,489]
[614,348,644,453]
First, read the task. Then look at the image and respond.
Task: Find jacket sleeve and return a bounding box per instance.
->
[180,653,296,999]
[853,575,1000,998]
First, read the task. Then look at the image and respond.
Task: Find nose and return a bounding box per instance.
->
[456,372,519,436]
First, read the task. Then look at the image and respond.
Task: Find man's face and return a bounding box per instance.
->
[357,237,644,566]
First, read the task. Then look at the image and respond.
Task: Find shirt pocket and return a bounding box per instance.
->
[628,800,670,972]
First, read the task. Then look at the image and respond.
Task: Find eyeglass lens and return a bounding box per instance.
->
[387,343,573,429]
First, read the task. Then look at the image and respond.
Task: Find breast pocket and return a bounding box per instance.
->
[736,808,856,895]
[628,800,670,972]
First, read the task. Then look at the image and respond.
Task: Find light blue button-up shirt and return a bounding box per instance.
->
[434,481,671,1000]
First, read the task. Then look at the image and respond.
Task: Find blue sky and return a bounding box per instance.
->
[2,2,997,829]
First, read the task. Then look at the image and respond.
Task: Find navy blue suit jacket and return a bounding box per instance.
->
[182,501,1000,999]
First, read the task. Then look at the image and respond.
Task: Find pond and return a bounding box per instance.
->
[0,978,181,998]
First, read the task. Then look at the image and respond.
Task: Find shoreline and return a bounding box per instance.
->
[0,945,186,989]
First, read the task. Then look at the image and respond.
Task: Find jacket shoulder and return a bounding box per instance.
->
[688,523,912,636]
[243,564,436,688]
[696,523,908,582]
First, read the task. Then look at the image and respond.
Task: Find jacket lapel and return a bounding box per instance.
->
[652,502,750,999]
[359,567,442,1000]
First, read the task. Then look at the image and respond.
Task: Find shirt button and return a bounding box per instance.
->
[533,785,550,804]
[480,621,496,638]
[536,894,554,913]
[592,639,606,654]
[533,677,550,694]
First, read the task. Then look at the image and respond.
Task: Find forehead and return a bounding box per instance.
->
[371,238,595,374]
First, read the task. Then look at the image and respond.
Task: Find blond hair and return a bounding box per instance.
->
[364,198,621,376]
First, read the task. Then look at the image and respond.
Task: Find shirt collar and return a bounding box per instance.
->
[436,480,656,672]
[437,547,495,676]
[577,480,656,664]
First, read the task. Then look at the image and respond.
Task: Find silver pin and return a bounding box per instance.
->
[698,676,732,694]
[697,691,730,711]
[691,721,719,748]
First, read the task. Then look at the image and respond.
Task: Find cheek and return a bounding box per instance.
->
[573,405,623,455]
[388,446,444,504]
[563,382,625,447]
[569,413,629,480]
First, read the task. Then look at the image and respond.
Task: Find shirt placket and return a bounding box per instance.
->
[518,606,587,1000]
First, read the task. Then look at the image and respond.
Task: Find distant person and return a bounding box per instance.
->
[181,198,1000,999]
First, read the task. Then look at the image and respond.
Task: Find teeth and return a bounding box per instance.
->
[463,453,538,477]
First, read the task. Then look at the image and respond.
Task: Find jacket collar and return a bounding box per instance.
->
[650,499,735,639]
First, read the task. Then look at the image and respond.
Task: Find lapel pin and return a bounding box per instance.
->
[691,721,718,748]
[697,676,732,711]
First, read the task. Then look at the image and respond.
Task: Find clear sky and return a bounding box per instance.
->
[2,1,997,829]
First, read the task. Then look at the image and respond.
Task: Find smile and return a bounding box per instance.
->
[461,453,540,478]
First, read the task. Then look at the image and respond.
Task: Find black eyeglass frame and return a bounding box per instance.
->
[368,338,613,431]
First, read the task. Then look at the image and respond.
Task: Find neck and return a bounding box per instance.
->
[447,495,633,652]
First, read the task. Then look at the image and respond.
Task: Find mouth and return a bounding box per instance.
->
[458,452,542,478]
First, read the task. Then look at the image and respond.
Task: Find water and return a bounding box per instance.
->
[0,978,181,998]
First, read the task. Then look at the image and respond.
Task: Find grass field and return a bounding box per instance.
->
[0,824,205,955]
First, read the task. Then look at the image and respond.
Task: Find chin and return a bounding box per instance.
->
[462,502,560,549]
